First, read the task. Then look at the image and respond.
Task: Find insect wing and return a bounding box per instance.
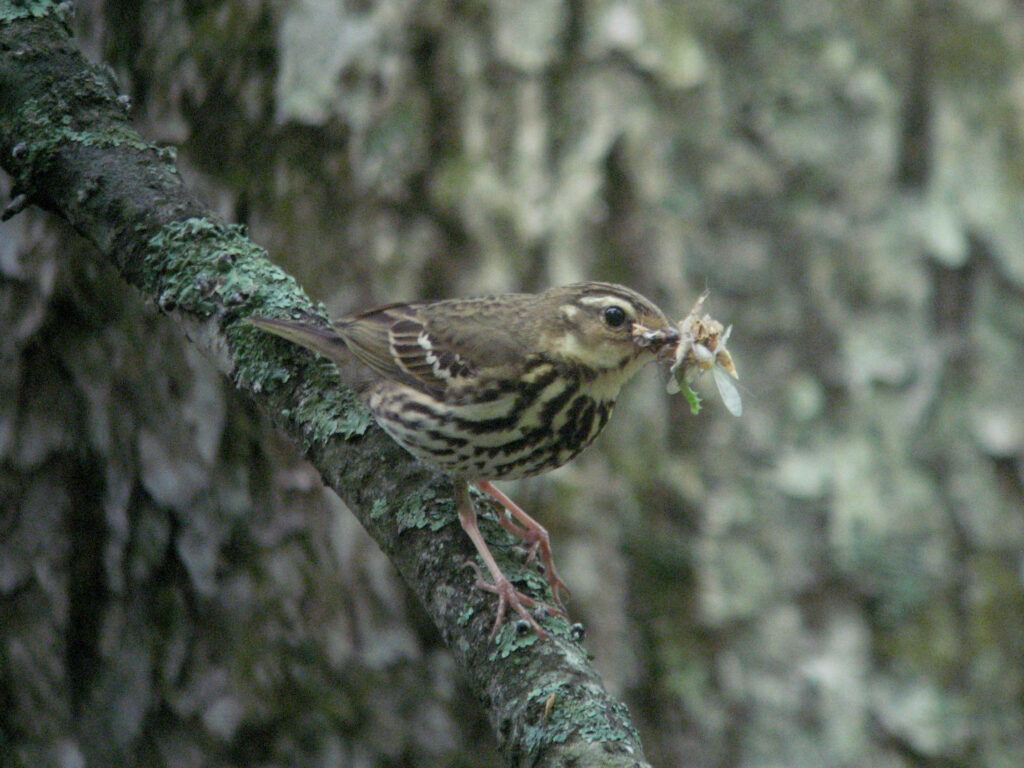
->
[713,366,743,417]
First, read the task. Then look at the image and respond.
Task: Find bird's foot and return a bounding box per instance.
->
[516,532,571,610]
[466,562,561,640]
[477,484,572,609]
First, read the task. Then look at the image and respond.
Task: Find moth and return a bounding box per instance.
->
[654,292,742,416]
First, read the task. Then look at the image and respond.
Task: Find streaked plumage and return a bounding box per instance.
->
[248,282,679,639]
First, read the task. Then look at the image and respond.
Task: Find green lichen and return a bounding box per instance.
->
[231,324,295,389]
[521,683,574,750]
[369,497,389,521]
[8,95,156,182]
[144,217,287,314]
[577,701,638,743]
[293,380,374,444]
[392,483,456,532]
[488,622,541,660]
[520,683,640,757]
[0,0,61,23]
[370,480,460,532]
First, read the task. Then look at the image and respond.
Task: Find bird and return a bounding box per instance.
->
[247,282,681,639]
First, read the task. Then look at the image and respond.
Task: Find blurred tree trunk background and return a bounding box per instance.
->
[2,1,1023,766]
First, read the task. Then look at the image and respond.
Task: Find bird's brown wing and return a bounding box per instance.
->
[336,297,531,396]
[332,304,423,386]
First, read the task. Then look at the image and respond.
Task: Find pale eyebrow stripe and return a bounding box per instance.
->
[576,295,636,315]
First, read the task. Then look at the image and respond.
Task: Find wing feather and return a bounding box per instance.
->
[335,304,491,396]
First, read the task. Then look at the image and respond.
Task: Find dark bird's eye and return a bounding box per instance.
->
[602,305,628,328]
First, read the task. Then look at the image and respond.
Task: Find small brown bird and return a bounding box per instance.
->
[248,282,680,638]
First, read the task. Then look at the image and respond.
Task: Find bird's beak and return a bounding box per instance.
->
[632,323,681,350]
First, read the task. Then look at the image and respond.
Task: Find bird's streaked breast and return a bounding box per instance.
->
[367,358,623,480]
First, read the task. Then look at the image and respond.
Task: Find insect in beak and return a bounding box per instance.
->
[664,293,743,417]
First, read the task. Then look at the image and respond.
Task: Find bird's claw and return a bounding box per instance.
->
[465,562,561,640]
[517,534,571,610]
[482,496,572,609]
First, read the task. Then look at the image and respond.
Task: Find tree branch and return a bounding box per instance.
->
[0,4,653,766]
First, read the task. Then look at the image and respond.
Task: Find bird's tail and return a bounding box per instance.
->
[246,315,352,367]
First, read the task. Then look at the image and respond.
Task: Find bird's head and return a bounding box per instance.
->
[537,282,680,372]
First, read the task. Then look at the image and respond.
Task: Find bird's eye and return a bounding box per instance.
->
[602,306,628,328]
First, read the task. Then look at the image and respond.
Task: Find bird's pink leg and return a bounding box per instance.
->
[455,480,548,639]
[476,480,571,609]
